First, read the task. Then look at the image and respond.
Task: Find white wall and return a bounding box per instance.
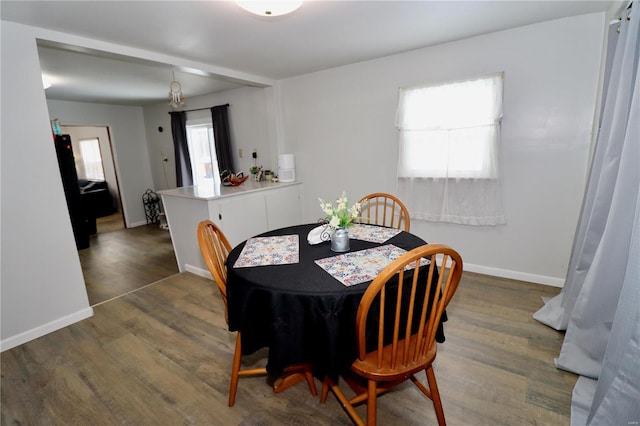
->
[1,22,93,351]
[143,86,273,190]
[278,13,606,286]
[0,19,275,349]
[48,100,154,227]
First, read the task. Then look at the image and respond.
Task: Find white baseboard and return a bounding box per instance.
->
[0,307,94,352]
[184,264,212,280]
[464,263,565,288]
[128,220,150,228]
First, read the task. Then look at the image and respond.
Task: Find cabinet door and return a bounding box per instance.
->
[266,185,302,231]
[219,193,268,247]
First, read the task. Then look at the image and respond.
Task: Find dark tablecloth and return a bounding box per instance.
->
[226,223,442,379]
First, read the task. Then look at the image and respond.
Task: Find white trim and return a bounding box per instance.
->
[464,262,564,288]
[0,307,94,352]
[129,219,149,228]
[184,264,212,280]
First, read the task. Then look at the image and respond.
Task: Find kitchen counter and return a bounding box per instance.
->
[159,180,303,275]
[157,179,300,201]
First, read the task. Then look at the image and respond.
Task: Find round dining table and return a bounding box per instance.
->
[225,223,444,382]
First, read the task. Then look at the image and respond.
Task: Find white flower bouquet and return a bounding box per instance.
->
[319,191,361,231]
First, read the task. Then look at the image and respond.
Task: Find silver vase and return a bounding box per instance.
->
[331,227,350,252]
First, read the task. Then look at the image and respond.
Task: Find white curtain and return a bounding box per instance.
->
[533,4,640,424]
[396,73,505,226]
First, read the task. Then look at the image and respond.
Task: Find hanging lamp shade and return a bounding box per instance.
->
[235,1,303,16]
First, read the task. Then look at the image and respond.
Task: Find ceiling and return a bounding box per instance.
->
[1,0,619,106]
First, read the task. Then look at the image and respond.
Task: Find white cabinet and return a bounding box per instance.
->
[160,182,302,274]
[265,184,302,231]
[217,191,268,246]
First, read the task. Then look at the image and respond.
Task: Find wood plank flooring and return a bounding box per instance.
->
[95,213,125,234]
[1,271,576,425]
[78,223,179,306]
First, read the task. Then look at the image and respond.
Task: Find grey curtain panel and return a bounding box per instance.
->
[533,3,639,425]
[170,111,193,187]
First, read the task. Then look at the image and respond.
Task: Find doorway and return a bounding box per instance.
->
[61,125,125,233]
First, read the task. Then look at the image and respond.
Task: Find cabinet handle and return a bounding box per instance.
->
[219,213,222,220]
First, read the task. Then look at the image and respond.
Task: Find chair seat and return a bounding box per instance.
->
[352,336,437,381]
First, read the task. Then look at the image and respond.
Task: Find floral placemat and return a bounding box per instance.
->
[233,235,299,268]
[348,223,402,243]
[314,244,429,287]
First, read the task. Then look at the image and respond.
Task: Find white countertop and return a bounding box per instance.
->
[158,180,301,201]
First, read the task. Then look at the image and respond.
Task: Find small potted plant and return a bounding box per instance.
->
[250,165,262,181]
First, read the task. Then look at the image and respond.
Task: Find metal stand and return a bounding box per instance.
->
[142,189,161,225]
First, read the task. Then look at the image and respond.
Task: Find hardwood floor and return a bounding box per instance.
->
[95,212,125,234]
[0,271,577,425]
[79,223,179,306]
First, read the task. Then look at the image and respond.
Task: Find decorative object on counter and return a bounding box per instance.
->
[229,174,249,186]
[142,189,161,225]
[264,170,274,182]
[319,191,362,253]
[221,170,248,186]
[278,154,296,182]
[250,165,262,181]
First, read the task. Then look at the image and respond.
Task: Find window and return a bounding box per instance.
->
[78,138,104,180]
[396,73,503,179]
[395,73,505,226]
[186,120,221,187]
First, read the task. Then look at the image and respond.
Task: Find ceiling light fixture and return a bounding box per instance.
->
[168,70,185,109]
[236,1,303,17]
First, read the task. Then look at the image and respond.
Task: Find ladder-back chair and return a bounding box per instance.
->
[197,220,317,406]
[320,244,463,425]
[357,192,410,232]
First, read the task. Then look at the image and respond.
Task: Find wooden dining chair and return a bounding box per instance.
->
[320,244,463,426]
[357,192,410,232]
[197,220,317,406]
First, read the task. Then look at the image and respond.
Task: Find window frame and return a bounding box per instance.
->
[186,118,221,187]
[77,137,105,181]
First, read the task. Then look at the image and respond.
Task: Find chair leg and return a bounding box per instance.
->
[323,376,365,426]
[320,376,331,403]
[425,366,446,426]
[304,368,318,396]
[366,380,377,426]
[228,332,243,407]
